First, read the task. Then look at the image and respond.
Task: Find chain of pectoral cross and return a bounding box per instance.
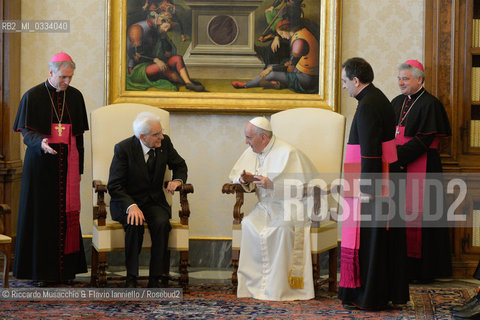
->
[45,82,66,136]
[395,89,426,137]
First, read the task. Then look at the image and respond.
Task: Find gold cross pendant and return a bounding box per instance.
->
[55,123,66,136]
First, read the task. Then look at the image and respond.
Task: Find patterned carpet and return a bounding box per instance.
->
[0,280,474,319]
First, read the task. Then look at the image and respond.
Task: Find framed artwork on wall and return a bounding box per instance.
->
[107,0,341,113]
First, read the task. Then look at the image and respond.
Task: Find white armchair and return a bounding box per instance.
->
[90,103,193,290]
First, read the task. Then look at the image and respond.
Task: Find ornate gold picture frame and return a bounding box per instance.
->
[107,0,341,113]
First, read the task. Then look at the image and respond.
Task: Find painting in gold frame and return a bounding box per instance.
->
[107,0,341,113]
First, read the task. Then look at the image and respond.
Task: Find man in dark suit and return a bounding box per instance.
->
[107,111,187,288]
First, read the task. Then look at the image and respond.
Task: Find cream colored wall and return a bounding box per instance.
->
[19,0,424,238]
[20,0,105,235]
[341,0,425,133]
[20,0,106,236]
[169,113,258,238]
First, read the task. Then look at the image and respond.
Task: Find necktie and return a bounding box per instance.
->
[147,149,156,179]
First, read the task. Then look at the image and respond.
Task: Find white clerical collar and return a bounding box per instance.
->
[407,86,424,99]
[139,138,152,156]
[47,78,63,92]
[258,135,275,158]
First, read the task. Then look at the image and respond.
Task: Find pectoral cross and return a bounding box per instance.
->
[55,123,66,136]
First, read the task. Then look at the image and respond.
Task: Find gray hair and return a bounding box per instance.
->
[133,111,162,138]
[253,126,273,138]
[49,61,76,73]
[398,63,425,83]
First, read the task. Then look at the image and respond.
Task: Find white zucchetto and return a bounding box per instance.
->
[249,117,272,131]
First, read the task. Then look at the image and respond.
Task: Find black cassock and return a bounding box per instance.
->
[13,81,89,281]
[391,87,452,282]
[339,84,409,309]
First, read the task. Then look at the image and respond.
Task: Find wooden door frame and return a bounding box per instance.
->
[0,0,21,238]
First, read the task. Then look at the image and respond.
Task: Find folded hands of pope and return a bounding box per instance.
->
[240,169,273,189]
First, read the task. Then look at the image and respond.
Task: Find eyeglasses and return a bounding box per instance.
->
[150,130,165,137]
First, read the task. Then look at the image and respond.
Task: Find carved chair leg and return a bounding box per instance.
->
[311,253,320,291]
[179,251,189,293]
[91,246,99,286]
[2,249,10,288]
[5,248,10,288]
[98,251,108,288]
[230,249,239,293]
[328,247,337,292]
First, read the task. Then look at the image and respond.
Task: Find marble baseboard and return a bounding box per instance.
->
[84,238,340,275]
[84,238,232,269]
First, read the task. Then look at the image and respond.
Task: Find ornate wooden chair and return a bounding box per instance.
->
[0,204,12,288]
[90,103,193,290]
[222,107,345,292]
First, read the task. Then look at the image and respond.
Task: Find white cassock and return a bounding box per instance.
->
[229,136,317,301]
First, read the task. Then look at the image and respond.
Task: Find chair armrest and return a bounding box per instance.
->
[222,183,247,194]
[0,204,11,236]
[164,181,194,226]
[222,183,251,225]
[92,180,108,227]
[93,180,108,193]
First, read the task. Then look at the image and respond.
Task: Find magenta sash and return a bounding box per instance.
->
[340,140,397,288]
[44,123,81,255]
[395,125,438,258]
[339,196,361,288]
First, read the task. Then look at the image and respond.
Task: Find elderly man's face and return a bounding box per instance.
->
[245,123,268,154]
[141,121,164,148]
[397,68,423,96]
[49,65,74,91]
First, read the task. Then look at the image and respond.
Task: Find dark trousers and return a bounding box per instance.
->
[120,203,171,278]
[475,260,480,281]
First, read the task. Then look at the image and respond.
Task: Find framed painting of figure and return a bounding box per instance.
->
[107,0,341,112]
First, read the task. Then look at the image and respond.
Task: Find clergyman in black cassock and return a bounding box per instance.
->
[13,53,89,283]
[107,111,187,288]
[391,60,452,283]
[338,57,409,310]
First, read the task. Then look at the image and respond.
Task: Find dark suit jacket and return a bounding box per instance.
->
[107,134,187,221]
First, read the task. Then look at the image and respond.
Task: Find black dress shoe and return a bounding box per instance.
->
[453,300,480,319]
[161,277,169,288]
[409,278,434,284]
[342,303,357,310]
[342,302,388,311]
[452,294,479,312]
[125,275,137,288]
[33,281,58,287]
[147,277,160,288]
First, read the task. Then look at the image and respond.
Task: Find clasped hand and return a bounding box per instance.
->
[240,170,273,189]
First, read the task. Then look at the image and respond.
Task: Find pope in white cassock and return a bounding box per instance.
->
[229,117,318,301]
